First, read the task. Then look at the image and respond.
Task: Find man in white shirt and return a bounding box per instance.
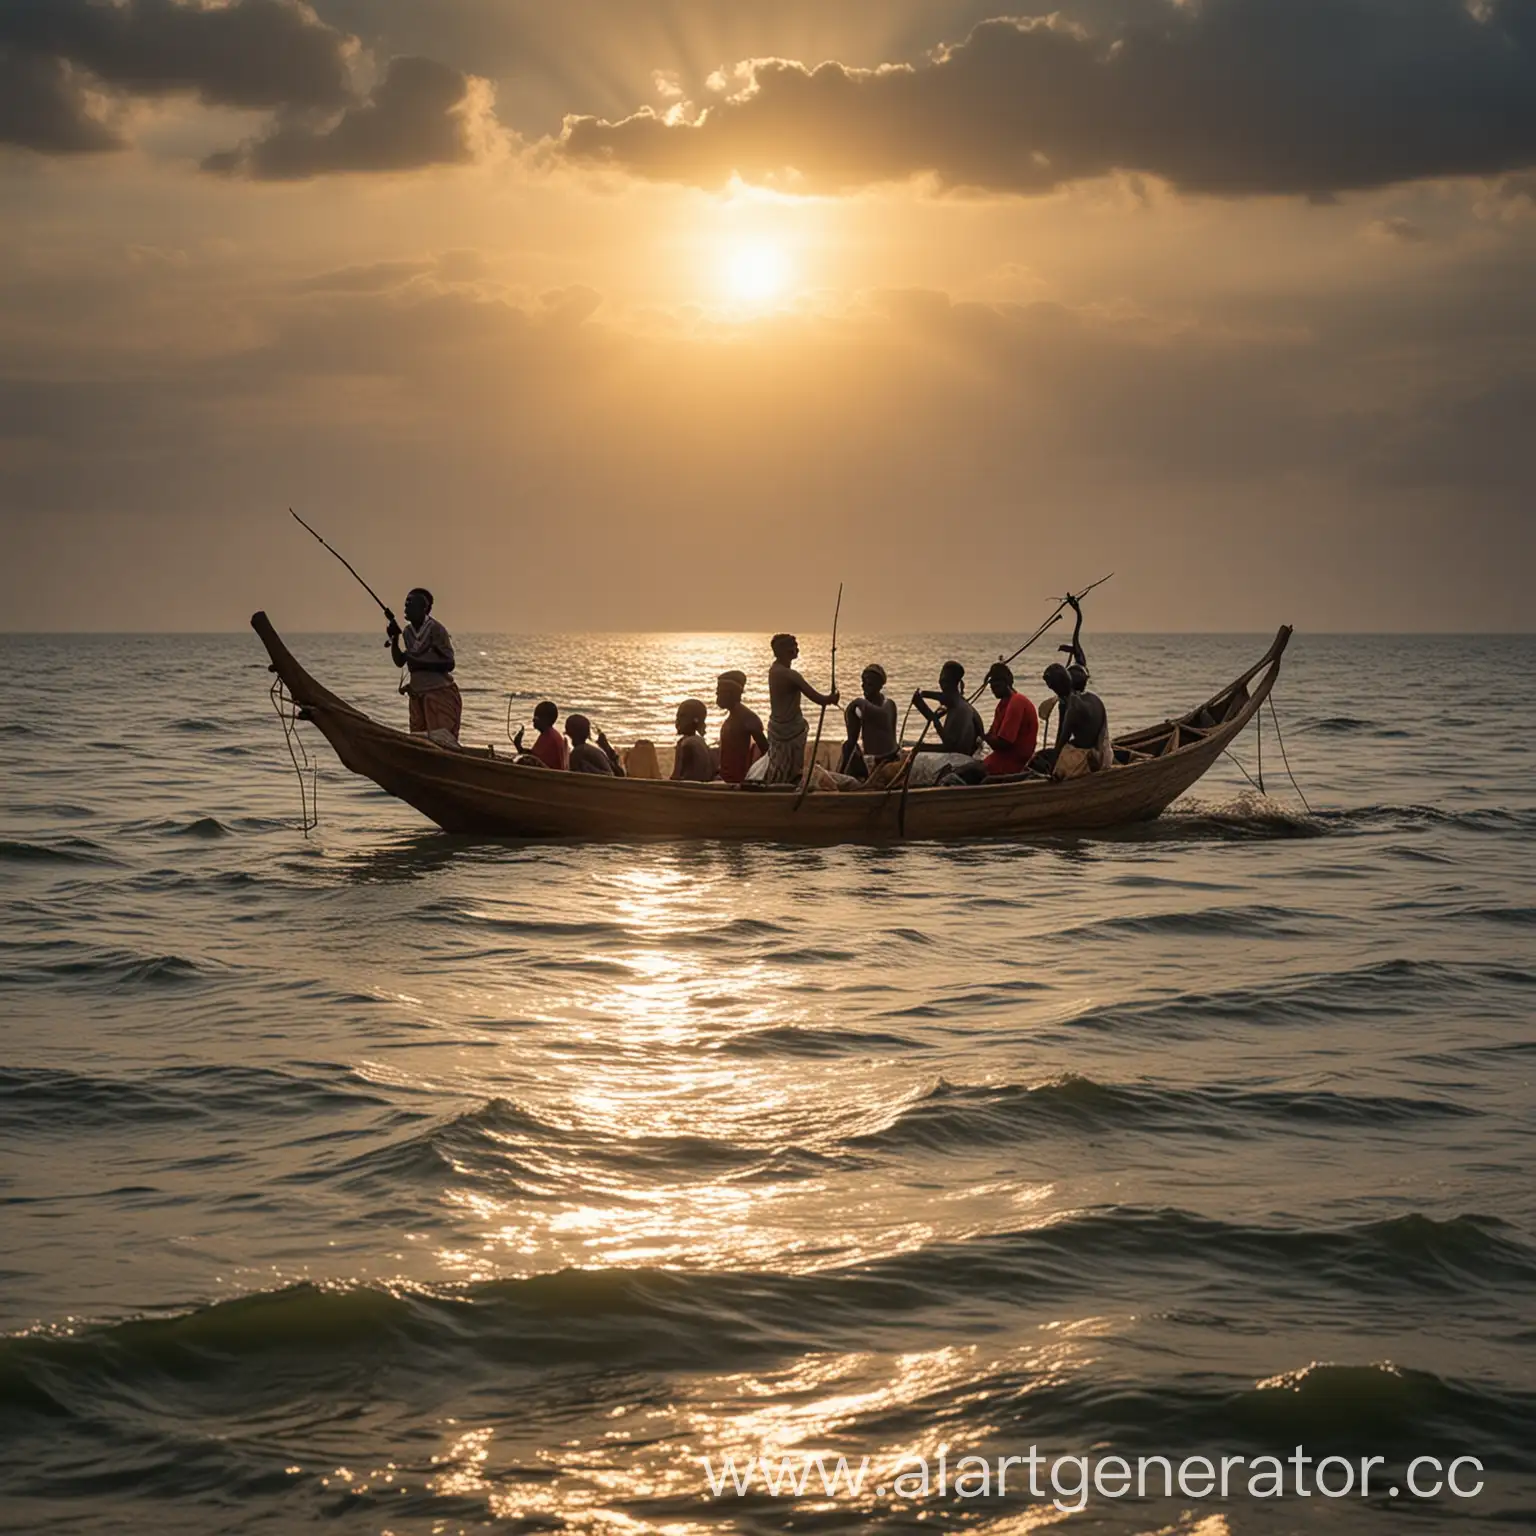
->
[386,587,462,742]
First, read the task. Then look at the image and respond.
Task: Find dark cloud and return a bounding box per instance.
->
[0,48,121,154]
[203,55,494,178]
[0,0,352,119]
[560,0,1536,197]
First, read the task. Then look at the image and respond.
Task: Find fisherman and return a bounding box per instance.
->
[514,701,568,770]
[1062,663,1113,776]
[939,662,1040,784]
[716,671,768,785]
[905,661,987,787]
[567,713,624,776]
[1035,664,1110,779]
[672,699,715,782]
[911,661,985,755]
[840,663,900,779]
[764,634,840,785]
[387,587,461,742]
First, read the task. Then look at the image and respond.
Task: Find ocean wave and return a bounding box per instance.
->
[1455,904,1536,927]
[716,1024,926,1059]
[0,837,118,866]
[1303,715,1378,733]
[164,815,229,839]
[1059,956,1536,1039]
[0,1064,387,1131]
[1156,799,1536,844]
[1329,804,1536,836]
[1151,799,1324,840]
[5,1212,1533,1432]
[1056,903,1319,942]
[962,1358,1536,1466]
[847,1074,1475,1153]
[289,1097,848,1195]
[0,947,218,989]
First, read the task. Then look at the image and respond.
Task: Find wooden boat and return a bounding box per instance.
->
[252,612,1292,842]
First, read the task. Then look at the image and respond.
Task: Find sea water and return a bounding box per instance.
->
[1,631,1532,1533]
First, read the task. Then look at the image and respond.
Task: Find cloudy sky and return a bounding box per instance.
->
[2,0,1533,631]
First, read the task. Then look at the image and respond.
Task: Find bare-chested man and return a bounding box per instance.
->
[840,663,900,779]
[672,699,715,782]
[764,634,839,785]
[716,671,768,784]
[911,660,985,756]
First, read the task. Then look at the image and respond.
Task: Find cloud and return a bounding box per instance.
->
[1366,216,1428,243]
[558,0,1536,197]
[0,1,496,174]
[0,0,352,123]
[0,48,122,154]
[204,55,499,178]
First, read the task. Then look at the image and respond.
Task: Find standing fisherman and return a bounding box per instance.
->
[387,588,462,743]
[765,633,840,785]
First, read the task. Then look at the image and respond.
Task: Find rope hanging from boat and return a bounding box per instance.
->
[795,582,842,810]
[1222,745,1265,797]
[269,677,318,836]
[1221,689,1312,815]
[1267,693,1312,814]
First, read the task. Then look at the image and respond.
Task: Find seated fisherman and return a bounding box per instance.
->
[514,701,568,769]
[567,713,624,776]
[672,699,715,782]
[1064,663,1112,776]
[904,660,986,787]
[386,587,461,742]
[1035,664,1110,779]
[911,661,985,755]
[840,664,900,779]
[939,662,1039,784]
[716,671,768,784]
[764,634,839,785]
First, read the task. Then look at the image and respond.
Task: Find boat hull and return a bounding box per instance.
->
[252,615,1292,843]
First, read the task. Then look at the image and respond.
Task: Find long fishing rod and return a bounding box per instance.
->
[794,582,843,811]
[967,571,1114,703]
[290,509,395,636]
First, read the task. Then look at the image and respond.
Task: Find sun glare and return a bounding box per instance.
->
[724,241,790,307]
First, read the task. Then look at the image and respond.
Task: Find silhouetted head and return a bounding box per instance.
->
[939,660,965,695]
[1043,663,1071,697]
[676,698,708,736]
[862,663,887,700]
[771,633,798,664]
[988,661,1014,699]
[1067,664,1089,693]
[566,713,592,745]
[716,670,747,710]
[404,588,432,626]
[533,700,558,731]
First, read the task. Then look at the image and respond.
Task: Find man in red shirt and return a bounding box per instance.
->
[981,662,1038,775]
[513,701,569,769]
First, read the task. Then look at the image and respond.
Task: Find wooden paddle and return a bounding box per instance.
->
[794,582,842,810]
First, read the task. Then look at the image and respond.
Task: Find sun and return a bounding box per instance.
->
[723,241,790,307]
